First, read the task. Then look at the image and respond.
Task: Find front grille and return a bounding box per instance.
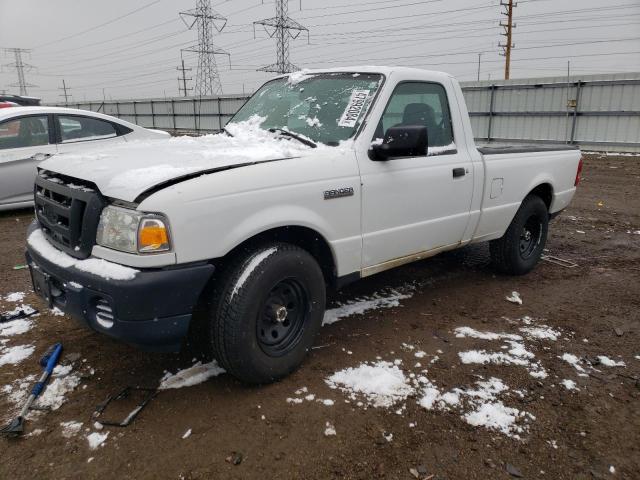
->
[34,170,106,259]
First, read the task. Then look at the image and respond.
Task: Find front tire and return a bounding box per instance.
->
[208,243,326,384]
[490,194,549,275]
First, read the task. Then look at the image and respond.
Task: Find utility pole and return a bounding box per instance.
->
[254,0,309,74]
[180,0,229,96]
[499,0,516,80]
[59,79,71,104]
[477,53,482,82]
[177,58,193,97]
[4,48,36,95]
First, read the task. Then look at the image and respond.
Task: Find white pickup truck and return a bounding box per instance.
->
[25,66,582,383]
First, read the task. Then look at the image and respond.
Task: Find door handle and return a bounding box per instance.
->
[452,167,466,178]
[30,153,53,161]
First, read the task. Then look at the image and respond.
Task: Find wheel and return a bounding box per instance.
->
[490,194,549,275]
[207,242,326,384]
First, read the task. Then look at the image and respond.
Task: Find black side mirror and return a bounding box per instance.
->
[369,125,428,161]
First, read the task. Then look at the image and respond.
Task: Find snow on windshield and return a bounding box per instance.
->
[229,72,383,146]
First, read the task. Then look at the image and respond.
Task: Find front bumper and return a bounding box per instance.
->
[26,229,215,352]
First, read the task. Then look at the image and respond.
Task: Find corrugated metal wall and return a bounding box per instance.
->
[52,72,640,152]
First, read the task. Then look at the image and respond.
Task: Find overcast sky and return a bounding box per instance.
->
[1,0,639,102]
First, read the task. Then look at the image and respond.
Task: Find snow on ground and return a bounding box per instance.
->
[597,355,625,367]
[4,292,25,302]
[561,379,579,391]
[61,421,84,438]
[454,327,522,341]
[159,360,225,390]
[561,353,588,374]
[326,361,414,408]
[87,431,109,450]
[0,344,35,367]
[28,229,138,281]
[0,319,33,336]
[182,428,192,439]
[324,422,336,436]
[323,287,414,326]
[36,372,81,411]
[506,291,523,305]
[458,340,547,379]
[2,303,36,318]
[519,325,561,341]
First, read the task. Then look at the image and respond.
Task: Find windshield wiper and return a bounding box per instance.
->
[268,128,317,148]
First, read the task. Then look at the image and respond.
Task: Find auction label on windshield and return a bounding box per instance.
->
[338,89,370,127]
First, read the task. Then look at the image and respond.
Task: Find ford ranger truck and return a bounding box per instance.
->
[25,67,583,384]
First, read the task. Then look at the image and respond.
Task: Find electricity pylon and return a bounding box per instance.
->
[4,48,36,95]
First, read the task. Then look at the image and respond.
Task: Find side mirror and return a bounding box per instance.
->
[369,125,428,161]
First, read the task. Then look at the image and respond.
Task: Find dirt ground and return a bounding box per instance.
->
[0,154,638,479]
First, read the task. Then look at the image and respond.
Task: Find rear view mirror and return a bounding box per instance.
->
[369,125,428,161]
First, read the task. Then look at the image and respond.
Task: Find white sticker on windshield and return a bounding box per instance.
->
[338,89,370,128]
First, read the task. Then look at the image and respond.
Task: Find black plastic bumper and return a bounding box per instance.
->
[25,228,215,352]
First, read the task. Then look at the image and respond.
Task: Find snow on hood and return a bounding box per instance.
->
[40,117,318,202]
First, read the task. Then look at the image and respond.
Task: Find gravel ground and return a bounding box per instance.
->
[0,153,639,479]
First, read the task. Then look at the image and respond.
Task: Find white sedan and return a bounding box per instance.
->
[0,106,169,211]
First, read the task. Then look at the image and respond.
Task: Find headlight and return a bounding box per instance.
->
[96,205,171,254]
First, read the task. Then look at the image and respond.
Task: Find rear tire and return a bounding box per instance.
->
[206,242,325,384]
[490,195,549,275]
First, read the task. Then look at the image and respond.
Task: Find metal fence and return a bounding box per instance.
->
[52,72,640,152]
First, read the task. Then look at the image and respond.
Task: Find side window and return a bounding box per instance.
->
[58,116,117,143]
[0,116,50,150]
[374,82,454,148]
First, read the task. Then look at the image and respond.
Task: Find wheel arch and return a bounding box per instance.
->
[527,182,554,211]
[218,225,338,287]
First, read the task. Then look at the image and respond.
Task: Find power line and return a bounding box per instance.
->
[3,48,36,95]
[177,57,193,97]
[59,79,71,104]
[254,0,309,74]
[180,0,229,95]
[32,0,163,50]
[499,0,516,79]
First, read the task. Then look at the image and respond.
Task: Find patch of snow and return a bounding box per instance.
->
[324,422,336,436]
[322,287,413,326]
[231,248,278,299]
[0,344,35,367]
[61,421,83,438]
[286,397,303,404]
[454,326,522,341]
[428,142,456,156]
[4,292,25,302]
[159,360,225,390]
[463,401,533,437]
[49,307,65,316]
[305,116,322,127]
[597,355,625,367]
[36,374,81,410]
[321,399,334,406]
[87,431,109,450]
[609,465,616,474]
[414,350,426,358]
[326,361,414,408]
[561,353,586,373]
[561,379,579,390]
[28,229,138,281]
[506,291,522,305]
[519,326,561,341]
[548,439,558,449]
[182,428,192,439]
[0,319,33,336]
[287,70,315,84]
[382,431,393,442]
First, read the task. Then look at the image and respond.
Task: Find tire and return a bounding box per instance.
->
[490,194,549,275]
[206,242,326,384]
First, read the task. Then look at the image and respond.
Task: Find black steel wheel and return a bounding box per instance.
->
[205,242,325,384]
[490,194,549,275]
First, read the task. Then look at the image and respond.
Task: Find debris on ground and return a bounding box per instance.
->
[159,360,225,390]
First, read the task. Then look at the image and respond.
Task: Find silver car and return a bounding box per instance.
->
[0,106,169,211]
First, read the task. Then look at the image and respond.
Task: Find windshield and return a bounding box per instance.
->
[228,72,383,146]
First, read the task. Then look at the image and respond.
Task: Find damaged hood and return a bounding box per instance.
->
[40,118,318,203]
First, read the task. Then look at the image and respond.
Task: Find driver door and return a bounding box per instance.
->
[359,81,474,272]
